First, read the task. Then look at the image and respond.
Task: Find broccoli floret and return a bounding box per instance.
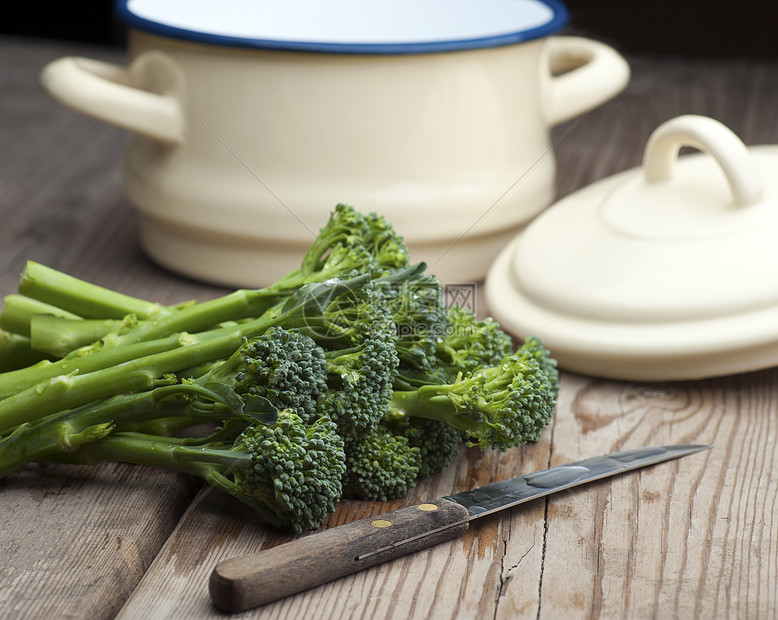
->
[394,305,515,390]
[379,272,447,372]
[437,306,514,374]
[232,412,346,531]
[517,336,560,401]
[39,411,346,533]
[362,210,411,274]
[383,416,464,479]
[292,204,410,283]
[316,319,399,443]
[386,351,556,451]
[200,327,328,423]
[285,278,401,442]
[341,424,421,501]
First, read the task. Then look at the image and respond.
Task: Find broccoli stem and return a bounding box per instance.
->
[0,329,224,400]
[0,294,82,337]
[88,287,288,351]
[19,261,172,320]
[0,323,256,432]
[92,258,400,351]
[20,266,350,360]
[30,316,129,357]
[0,330,51,372]
[0,274,370,431]
[48,431,284,528]
[0,284,328,401]
[0,293,306,400]
[0,383,243,478]
[0,418,115,478]
[24,288,286,360]
[386,389,483,437]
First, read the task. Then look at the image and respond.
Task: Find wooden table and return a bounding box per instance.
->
[2,35,778,619]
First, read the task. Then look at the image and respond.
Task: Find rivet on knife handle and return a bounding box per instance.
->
[209,498,470,613]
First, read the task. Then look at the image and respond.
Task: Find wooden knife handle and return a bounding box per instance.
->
[209,498,470,612]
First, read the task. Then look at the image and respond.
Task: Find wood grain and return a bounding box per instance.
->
[0,462,199,619]
[2,35,778,620]
[532,371,778,619]
[0,38,231,306]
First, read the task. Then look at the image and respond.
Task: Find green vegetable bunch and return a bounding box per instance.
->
[0,204,559,532]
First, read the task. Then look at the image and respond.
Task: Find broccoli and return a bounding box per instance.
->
[0,329,51,372]
[0,382,221,478]
[516,335,560,401]
[6,204,409,360]
[16,261,174,321]
[381,272,448,372]
[199,327,328,424]
[44,411,346,533]
[316,327,398,442]
[29,315,140,358]
[386,351,556,451]
[314,290,399,441]
[0,274,371,432]
[0,328,343,531]
[383,416,464,479]
[341,424,421,502]
[0,293,82,338]
[0,325,330,472]
[274,274,404,442]
[0,204,561,534]
[394,305,515,390]
[437,306,515,375]
[291,204,410,285]
[0,294,100,360]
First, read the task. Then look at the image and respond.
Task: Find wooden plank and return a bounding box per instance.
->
[535,371,778,619]
[0,37,230,307]
[0,462,200,619]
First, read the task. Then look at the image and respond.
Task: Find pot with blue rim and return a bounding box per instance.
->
[41,0,629,286]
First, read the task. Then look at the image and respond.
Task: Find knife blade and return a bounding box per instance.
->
[209,443,710,612]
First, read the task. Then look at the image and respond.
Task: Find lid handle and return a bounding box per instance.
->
[642,115,763,208]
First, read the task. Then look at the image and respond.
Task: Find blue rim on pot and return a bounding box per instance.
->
[115,0,570,54]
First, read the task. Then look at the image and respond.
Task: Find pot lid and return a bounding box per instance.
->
[117,0,569,54]
[486,115,778,381]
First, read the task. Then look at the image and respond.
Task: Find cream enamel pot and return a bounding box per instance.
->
[41,0,629,287]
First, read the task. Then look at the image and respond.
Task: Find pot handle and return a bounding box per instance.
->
[545,36,630,126]
[40,52,185,144]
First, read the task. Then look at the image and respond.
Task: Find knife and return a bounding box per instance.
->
[209,443,710,612]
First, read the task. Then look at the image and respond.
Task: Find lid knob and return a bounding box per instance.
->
[642,114,763,208]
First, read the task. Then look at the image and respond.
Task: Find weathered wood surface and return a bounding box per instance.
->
[2,35,778,619]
